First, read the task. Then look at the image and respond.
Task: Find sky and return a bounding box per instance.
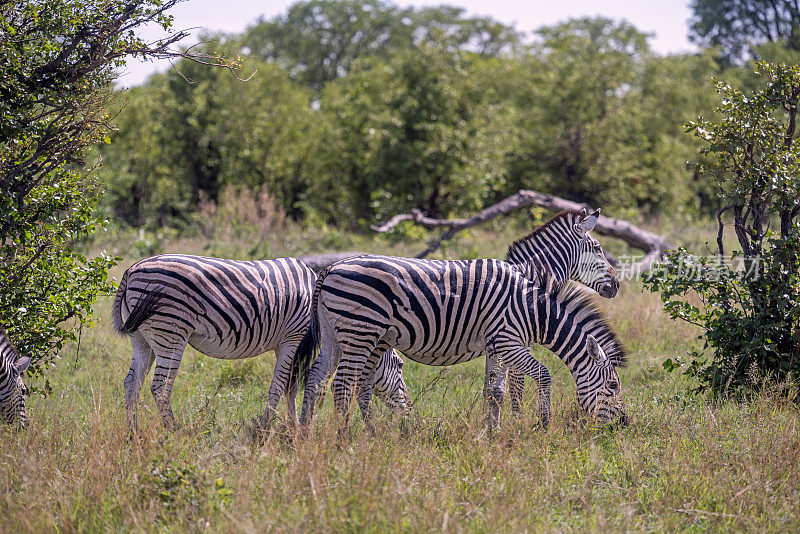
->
[116,0,697,87]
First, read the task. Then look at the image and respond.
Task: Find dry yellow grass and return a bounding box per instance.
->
[2,227,799,532]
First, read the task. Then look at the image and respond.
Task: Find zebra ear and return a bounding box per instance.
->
[587,336,606,364]
[15,356,31,373]
[576,208,600,233]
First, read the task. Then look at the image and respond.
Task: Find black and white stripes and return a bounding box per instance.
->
[505,209,618,296]
[112,254,316,431]
[500,208,619,414]
[0,324,30,427]
[297,255,627,435]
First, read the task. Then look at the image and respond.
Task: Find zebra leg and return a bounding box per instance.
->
[299,312,340,428]
[354,347,384,434]
[484,352,508,431]
[356,372,375,432]
[508,369,526,415]
[149,342,188,430]
[262,340,300,430]
[530,361,552,428]
[122,331,156,434]
[332,346,379,441]
[502,347,552,428]
[315,345,343,409]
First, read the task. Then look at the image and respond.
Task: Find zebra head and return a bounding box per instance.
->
[571,209,618,298]
[1,349,30,428]
[576,335,627,426]
[507,209,619,298]
[373,349,411,412]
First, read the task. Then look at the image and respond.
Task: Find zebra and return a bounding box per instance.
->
[499,208,618,416]
[292,263,411,432]
[0,324,31,427]
[301,208,619,427]
[112,254,407,432]
[296,255,627,437]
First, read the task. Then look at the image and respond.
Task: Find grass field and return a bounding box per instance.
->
[2,225,800,532]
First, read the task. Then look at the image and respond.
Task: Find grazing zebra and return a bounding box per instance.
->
[499,208,618,415]
[296,255,627,436]
[112,254,406,432]
[0,324,31,427]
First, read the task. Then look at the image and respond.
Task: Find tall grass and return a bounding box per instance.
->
[2,223,799,532]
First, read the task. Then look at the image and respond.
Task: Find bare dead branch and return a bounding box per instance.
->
[373,189,674,272]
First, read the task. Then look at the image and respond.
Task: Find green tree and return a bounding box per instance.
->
[240,0,519,91]
[308,45,514,225]
[505,18,649,207]
[645,63,800,394]
[0,0,229,381]
[97,79,193,227]
[505,18,719,216]
[690,0,800,64]
[98,55,313,225]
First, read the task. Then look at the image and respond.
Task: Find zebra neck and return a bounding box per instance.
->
[507,231,573,283]
[528,290,588,374]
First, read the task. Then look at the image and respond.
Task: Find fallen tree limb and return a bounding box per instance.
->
[371,189,674,274]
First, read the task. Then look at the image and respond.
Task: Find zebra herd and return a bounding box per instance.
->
[0,208,629,435]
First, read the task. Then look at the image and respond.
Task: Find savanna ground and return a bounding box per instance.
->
[2,215,800,532]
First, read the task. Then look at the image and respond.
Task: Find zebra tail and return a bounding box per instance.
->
[110,270,130,334]
[286,263,332,393]
[113,280,165,336]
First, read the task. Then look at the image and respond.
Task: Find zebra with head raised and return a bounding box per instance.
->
[1,324,31,428]
[296,254,627,437]
[112,254,406,433]
[505,208,618,298]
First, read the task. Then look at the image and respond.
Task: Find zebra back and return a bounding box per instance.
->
[112,254,316,361]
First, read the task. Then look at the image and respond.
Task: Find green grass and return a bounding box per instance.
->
[2,227,800,532]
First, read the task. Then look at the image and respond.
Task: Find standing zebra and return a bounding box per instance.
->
[112,254,407,432]
[0,324,31,427]
[302,208,619,427]
[297,255,627,436]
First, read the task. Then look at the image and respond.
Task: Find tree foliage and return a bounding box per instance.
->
[645,63,800,394]
[239,0,519,91]
[0,0,218,382]
[306,45,514,225]
[690,0,800,65]
[98,5,724,228]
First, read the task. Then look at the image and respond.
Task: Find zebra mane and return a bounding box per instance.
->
[532,278,627,368]
[505,210,584,262]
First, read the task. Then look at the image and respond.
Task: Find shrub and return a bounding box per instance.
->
[645,63,800,394]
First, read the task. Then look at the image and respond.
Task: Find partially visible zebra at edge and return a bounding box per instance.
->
[0,323,31,427]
